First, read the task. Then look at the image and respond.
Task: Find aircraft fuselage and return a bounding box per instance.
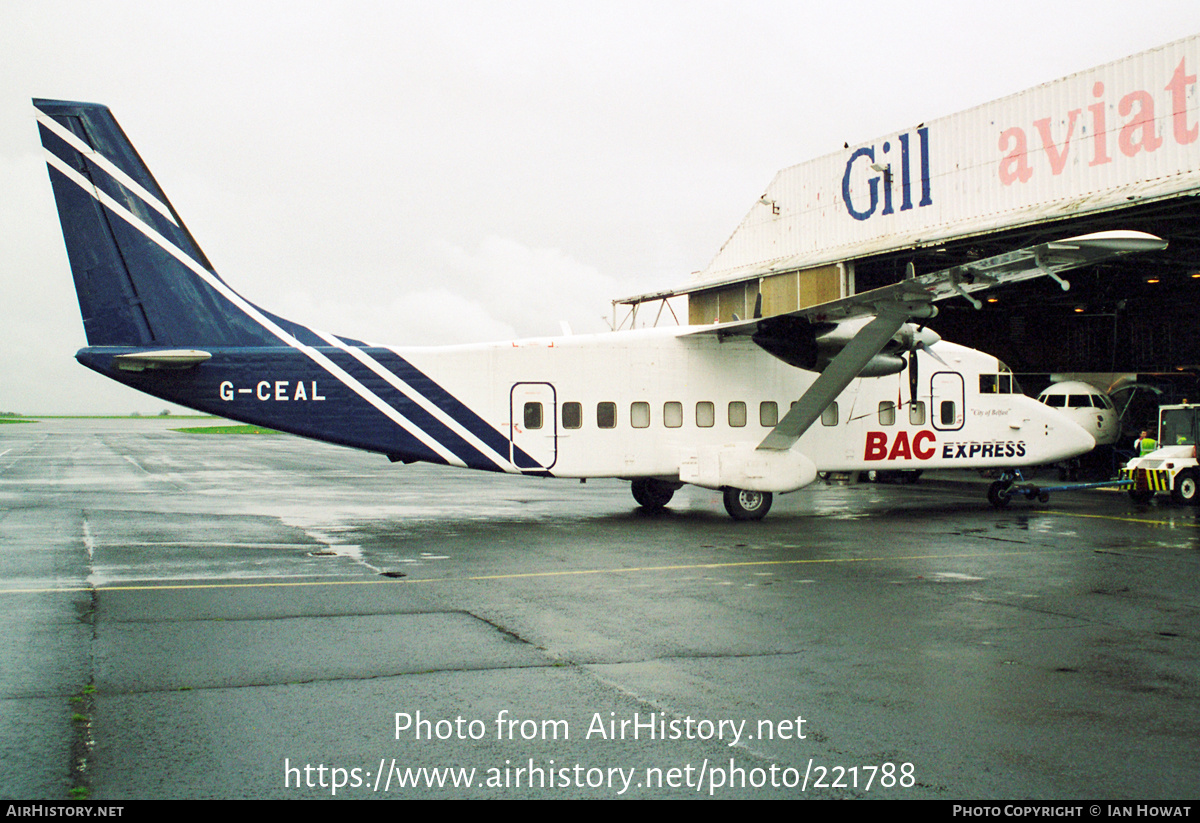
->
[76,326,1092,486]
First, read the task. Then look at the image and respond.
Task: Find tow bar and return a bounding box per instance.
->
[987,469,1133,508]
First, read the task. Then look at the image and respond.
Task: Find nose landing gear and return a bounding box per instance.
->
[987,468,1133,508]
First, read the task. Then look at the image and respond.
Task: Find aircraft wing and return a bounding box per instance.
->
[684,230,1166,451]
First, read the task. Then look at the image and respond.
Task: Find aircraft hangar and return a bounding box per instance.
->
[620,34,1200,435]
[855,194,1200,390]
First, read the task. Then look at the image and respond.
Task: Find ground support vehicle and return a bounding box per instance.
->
[1119,404,1200,505]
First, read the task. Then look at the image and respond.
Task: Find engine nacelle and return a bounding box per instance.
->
[856,353,906,377]
[751,315,819,369]
[751,314,939,374]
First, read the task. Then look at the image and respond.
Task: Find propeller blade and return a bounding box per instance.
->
[918,341,949,367]
[908,351,919,404]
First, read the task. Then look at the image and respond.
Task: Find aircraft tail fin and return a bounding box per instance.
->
[34,99,296,348]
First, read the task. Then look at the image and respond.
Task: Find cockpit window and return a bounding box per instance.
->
[1040,386,1111,410]
[995,362,1023,394]
[980,374,1017,394]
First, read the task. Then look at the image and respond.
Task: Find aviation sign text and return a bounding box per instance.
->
[219,380,325,402]
[864,430,1027,461]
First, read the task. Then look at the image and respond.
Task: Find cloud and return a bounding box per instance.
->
[425,236,620,338]
[275,235,621,346]
[276,285,517,348]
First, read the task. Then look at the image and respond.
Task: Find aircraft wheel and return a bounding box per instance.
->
[1171,469,1200,506]
[1128,488,1153,505]
[631,478,676,510]
[723,488,772,521]
[987,480,1011,509]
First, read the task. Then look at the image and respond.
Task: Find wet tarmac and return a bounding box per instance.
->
[2,418,1198,799]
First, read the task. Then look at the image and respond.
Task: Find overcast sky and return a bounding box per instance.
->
[2,1,1198,413]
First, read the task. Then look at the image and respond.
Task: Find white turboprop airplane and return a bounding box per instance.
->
[33,99,1167,519]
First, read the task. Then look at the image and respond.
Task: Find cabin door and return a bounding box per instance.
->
[931,372,965,431]
[509,382,557,471]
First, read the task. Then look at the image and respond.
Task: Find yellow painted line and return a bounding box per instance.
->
[0,546,1098,595]
[1042,509,1200,528]
[4,508,1186,596]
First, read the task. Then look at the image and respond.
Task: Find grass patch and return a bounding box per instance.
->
[172,424,281,435]
[6,415,215,421]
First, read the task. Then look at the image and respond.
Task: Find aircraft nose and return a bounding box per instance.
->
[1046,411,1096,460]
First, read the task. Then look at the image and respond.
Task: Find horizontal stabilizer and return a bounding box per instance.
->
[113,349,212,371]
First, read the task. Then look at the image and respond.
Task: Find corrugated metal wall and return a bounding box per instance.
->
[686,264,842,324]
[695,34,1200,289]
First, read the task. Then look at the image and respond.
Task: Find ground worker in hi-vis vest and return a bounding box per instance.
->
[1136,431,1158,456]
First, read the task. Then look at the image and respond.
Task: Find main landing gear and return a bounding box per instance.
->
[629,480,773,521]
[723,487,773,521]
[630,478,679,512]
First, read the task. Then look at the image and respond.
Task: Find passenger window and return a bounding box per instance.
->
[940,400,956,426]
[728,401,747,427]
[663,401,682,428]
[760,401,779,427]
[631,401,650,428]
[821,401,838,426]
[909,400,926,426]
[562,402,582,430]
[597,402,616,429]
[696,401,715,428]
[523,402,542,430]
[878,401,896,426]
